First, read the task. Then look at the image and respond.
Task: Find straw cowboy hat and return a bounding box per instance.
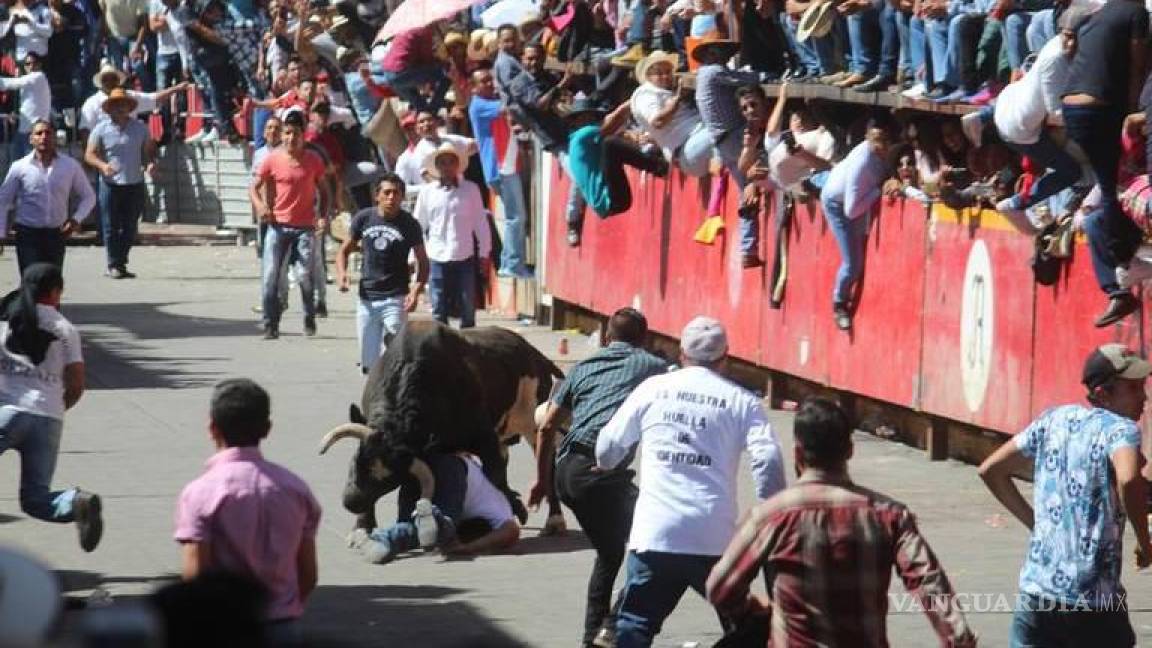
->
[635,50,680,83]
[423,142,463,178]
[468,29,498,61]
[92,62,126,89]
[797,1,836,42]
[689,39,739,64]
[102,87,138,113]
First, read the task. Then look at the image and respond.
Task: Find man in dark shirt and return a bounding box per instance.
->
[529,308,668,648]
[1061,0,1149,328]
[336,173,430,374]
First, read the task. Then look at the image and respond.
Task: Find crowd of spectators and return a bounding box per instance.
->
[0,0,1145,332]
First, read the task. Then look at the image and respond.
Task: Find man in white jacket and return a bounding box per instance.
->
[595,316,787,648]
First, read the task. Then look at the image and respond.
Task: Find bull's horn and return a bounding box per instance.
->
[410,457,436,500]
[318,423,373,455]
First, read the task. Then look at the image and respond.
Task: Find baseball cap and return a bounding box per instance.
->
[1082,344,1152,390]
[680,316,728,364]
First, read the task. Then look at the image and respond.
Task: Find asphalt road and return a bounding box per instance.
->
[0,246,1150,647]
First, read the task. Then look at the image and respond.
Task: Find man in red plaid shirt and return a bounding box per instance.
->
[706,398,977,647]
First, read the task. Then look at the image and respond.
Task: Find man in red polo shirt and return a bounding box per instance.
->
[249,111,330,340]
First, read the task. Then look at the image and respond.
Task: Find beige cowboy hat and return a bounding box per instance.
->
[330,210,352,242]
[92,62,127,89]
[468,29,498,61]
[797,1,836,42]
[635,50,680,84]
[423,142,463,178]
[102,87,138,113]
[444,31,468,49]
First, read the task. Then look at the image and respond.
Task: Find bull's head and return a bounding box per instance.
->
[318,405,436,515]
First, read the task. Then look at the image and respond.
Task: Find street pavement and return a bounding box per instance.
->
[0,246,1150,647]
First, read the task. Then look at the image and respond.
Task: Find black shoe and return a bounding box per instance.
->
[1094,293,1140,328]
[833,304,852,331]
[853,75,896,93]
[118,266,136,279]
[316,302,328,319]
[304,316,317,337]
[923,85,954,101]
[262,324,279,340]
[567,227,581,247]
[73,490,103,552]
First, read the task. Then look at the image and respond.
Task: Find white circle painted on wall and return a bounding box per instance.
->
[960,240,995,413]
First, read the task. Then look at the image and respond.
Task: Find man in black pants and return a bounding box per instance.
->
[529,309,668,648]
[1061,0,1148,328]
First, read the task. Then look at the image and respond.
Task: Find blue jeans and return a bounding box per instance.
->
[262,225,317,327]
[847,6,882,77]
[1003,11,1037,71]
[1025,9,1055,54]
[1003,132,1080,210]
[155,52,184,140]
[676,125,715,178]
[615,551,724,648]
[627,0,650,45]
[908,16,929,83]
[928,13,984,89]
[823,197,871,304]
[372,454,469,551]
[0,408,76,523]
[491,174,529,275]
[378,65,450,115]
[1010,595,1134,648]
[814,18,847,74]
[429,258,478,328]
[99,180,145,270]
[107,35,155,91]
[782,15,821,75]
[357,296,406,373]
[877,1,900,78]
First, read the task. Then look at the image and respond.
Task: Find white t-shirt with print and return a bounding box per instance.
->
[0,305,83,421]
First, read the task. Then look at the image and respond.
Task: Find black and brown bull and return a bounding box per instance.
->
[318,320,568,536]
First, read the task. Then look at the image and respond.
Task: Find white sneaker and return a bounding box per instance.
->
[184,129,206,144]
[996,197,1038,235]
[961,112,984,147]
[413,498,438,548]
[198,128,219,144]
[1117,258,1152,289]
[901,83,927,99]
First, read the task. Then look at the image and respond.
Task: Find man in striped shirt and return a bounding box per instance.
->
[706,398,977,647]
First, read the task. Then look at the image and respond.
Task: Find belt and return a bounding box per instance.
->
[557,440,596,464]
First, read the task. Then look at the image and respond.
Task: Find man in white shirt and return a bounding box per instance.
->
[0,51,50,160]
[596,316,787,648]
[0,120,95,274]
[962,8,1091,234]
[0,0,53,60]
[412,143,491,329]
[78,63,187,138]
[149,0,189,141]
[395,110,478,198]
[629,51,713,178]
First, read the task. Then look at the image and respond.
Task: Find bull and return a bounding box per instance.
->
[318,320,567,536]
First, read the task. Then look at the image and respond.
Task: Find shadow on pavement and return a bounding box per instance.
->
[55,569,178,594]
[304,584,530,647]
[0,512,20,524]
[511,530,591,555]
[63,302,260,390]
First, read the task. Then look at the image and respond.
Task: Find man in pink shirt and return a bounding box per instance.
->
[249,111,331,340]
[377,24,450,114]
[174,378,321,645]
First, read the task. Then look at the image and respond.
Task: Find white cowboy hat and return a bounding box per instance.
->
[797,1,836,42]
[635,50,680,84]
[423,142,463,178]
[92,62,127,89]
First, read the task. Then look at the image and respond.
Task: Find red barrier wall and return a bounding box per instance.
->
[544,165,1146,436]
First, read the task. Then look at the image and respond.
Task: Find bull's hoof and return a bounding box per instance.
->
[539,514,568,537]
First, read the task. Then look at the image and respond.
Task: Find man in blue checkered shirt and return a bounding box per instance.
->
[529,308,668,648]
